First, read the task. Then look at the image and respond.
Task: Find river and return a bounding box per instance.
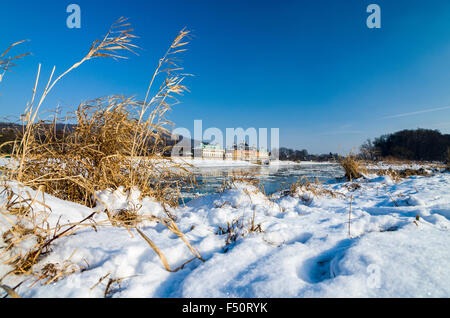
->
[182,162,344,201]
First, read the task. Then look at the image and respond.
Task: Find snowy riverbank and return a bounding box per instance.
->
[0,169,449,297]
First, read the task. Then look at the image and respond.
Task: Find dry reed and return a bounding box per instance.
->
[286,176,344,203]
[340,156,365,181]
[2,19,195,209]
[216,208,264,247]
[136,222,204,273]
[0,18,203,290]
[0,40,30,85]
[0,185,96,283]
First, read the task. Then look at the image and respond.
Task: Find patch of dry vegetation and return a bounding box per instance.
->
[284,177,345,204]
[0,18,206,291]
[2,19,194,209]
[0,185,96,285]
[216,208,264,247]
[340,156,366,181]
[219,172,264,193]
[370,167,438,182]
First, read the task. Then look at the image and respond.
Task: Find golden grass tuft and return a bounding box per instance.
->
[0,184,97,282]
[10,96,194,208]
[340,155,366,181]
[0,18,203,290]
[2,19,195,210]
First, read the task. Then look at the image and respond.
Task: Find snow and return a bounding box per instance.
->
[0,169,449,298]
[365,161,442,171]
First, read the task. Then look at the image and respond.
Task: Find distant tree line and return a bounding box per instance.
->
[359,128,450,162]
[277,147,339,162]
[278,128,450,163]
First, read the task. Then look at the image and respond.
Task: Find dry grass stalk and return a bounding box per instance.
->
[103,274,138,298]
[249,208,264,234]
[0,40,30,84]
[388,193,399,207]
[105,201,160,230]
[90,272,111,291]
[136,226,201,273]
[136,228,172,272]
[160,218,204,261]
[0,284,21,298]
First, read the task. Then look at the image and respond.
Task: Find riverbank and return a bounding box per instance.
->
[0,166,449,297]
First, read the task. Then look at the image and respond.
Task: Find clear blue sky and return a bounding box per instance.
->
[0,0,449,154]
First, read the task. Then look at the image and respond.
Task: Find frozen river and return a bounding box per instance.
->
[183,162,345,200]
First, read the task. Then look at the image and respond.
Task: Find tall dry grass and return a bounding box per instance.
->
[0,19,202,285]
[2,18,195,209]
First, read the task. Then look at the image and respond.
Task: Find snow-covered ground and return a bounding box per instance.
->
[364,161,443,171]
[0,170,449,297]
